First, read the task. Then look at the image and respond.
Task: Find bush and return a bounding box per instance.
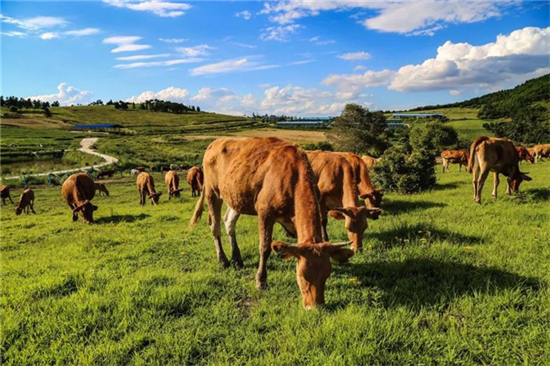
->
[301,141,334,151]
[409,121,459,155]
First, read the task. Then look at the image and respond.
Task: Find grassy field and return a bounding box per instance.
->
[1,160,549,365]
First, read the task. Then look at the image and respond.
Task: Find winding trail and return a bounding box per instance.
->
[2,138,119,180]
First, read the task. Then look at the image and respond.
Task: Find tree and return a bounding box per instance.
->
[409,121,459,156]
[52,101,60,107]
[9,106,18,113]
[43,107,52,118]
[196,106,201,112]
[328,103,389,156]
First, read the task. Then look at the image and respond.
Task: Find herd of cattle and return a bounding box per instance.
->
[1,137,548,308]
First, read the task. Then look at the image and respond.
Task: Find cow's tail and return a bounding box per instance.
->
[190,188,205,225]
[467,136,490,173]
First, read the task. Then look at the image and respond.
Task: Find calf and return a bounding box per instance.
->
[532,144,550,163]
[361,155,380,170]
[137,172,162,205]
[16,188,36,215]
[94,182,110,196]
[61,173,97,223]
[468,137,531,204]
[441,150,469,172]
[97,169,115,179]
[165,170,183,200]
[515,146,534,164]
[187,166,204,197]
[0,185,14,205]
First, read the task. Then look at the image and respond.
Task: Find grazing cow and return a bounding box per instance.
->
[165,171,183,200]
[160,166,171,173]
[61,173,97,223]
[336,152,383,218]
[94,182,110,196]
[131,169,141,177]
[515,146,535,164]
[468,137,531,204]
[150,166,157,172]
[361,155,380,170]
[134,167,146,172]
[137,172,162,205]
[16,188,36,215]
[532,144,550,163]
[306,151,381,251]
[441,150,469,172]
[169,164,180,171]
[97,169,115,179]
[0,185,14,205]
[187,166,204,197]
[190,137,354,308]
[180,163,192,170]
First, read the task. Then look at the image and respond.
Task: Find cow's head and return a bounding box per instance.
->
[72,200,98,224]
[272,241,354,309]
[149,192,162,205]
[15,206,23,216]
[510,171,532,192]
[171,188,183,198]
[526,152,535,164]
[328,206,382,252]
[359,189,383,219]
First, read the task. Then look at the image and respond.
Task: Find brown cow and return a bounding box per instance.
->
[97,169,115,179]
[190,137,354,309]
[165,171,183,200]
[532,144,550,163]
[16,188,36,215]
[361,155,380,170]
[307,151,381,252]
[187,166,204,197]
[0,185,14,205]
[441,150,469,172]
[94,182,110,196]
[61,173,97,223]
[515,146,535,164]
[136,172,162,205]
[336,152,383,218]
[468,137,531,204]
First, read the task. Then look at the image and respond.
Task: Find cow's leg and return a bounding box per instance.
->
[30,200,35,214]
[472,166,479,202]
[224,208,244,269]
[319,199,329,242]
[459,163,462,172]
[207,191,230,268]
[140,189,145,205]
[69,203,78,222]
[8,195,13,204]
[506,177,513,195]
[475,165,490,204]
[492,172,499,199]
[256,213,274,290]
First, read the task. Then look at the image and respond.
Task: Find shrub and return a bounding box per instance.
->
[409,121,459,155]
[301,141,334,151]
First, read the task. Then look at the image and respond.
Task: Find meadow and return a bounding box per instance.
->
[1,160,549,365]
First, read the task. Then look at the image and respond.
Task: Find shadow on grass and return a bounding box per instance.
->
[381,199,446,215]
[524,187,550,202]
[431,181,461,191]
[96,213,150,224]
[331,258,540,310]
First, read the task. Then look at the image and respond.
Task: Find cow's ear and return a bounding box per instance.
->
[271,241,300,260]
[91,204,98,211]
[359,192,371,200]
[521,173,532,181]
[325,244,355,264]
[72,200,89,213]
[328,209,346,220]
[328,207,353,220]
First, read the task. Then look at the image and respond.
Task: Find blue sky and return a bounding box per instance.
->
[1,0,549,115]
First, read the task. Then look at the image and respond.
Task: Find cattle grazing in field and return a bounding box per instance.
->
[361,155,381,170]
[165,171,183,200]
[515,146,535,164]
[16,188,36,215]
[180,163,192,170]
[94,182,110,196]
[160,166,171,173]
[169,164,180,171]
[0,185,14,205]
[131,169,141,177]
[441,150,469,172]
[532,144,550,163]
[306,150,381,252]
[61,173,98,224]
[468,137,531,204]
[190,137,354,309]
[136,172,162,205]
[97,169,116,179]
[187,166,204,197]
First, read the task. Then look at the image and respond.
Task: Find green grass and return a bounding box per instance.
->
[1,162,549,365]
[0,125,87,155]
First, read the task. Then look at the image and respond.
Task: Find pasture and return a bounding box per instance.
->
[1,161,549,365]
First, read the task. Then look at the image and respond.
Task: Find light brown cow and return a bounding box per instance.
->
[94,182,110,196]
[0,185,14,205]
[306,150,381,251]
[515,146,535,164]
[336,152,383,218]
[165,170,183,200]
[187,166,204,197]
[61,173,97,223]
[190,137,354,309]
[468,137,531,204]
[16,188,36,215]
[532,144,550,163]
[441,150,469,172]
[361,155,380,170]
[137,172,162,205]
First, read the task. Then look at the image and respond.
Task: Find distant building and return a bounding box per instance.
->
[72,124,123,131]
[392,113,444,119]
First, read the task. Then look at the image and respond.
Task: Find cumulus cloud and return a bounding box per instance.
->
[235,10,252,20]
[103,0,192,17]
[28,83,92,106]
[338,51,371,61]
[103,36,151,53]
[126,86,189,103]
[260,24,300,42]
[177,44,214,57]
[322,69,395,99]
[191,87,239,104]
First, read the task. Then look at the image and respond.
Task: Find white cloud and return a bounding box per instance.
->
[235,10,252,20]
[103,36,151,53]
[114,58,203,69]
[28,83,92,106]
[103,0,192,17]
[40,32,59,40]
[159,37,188,43]
[322,69,395,99]
[64,28,100,36]
[449,90,461,96]
[191,87,239,104]
[116,54,170,61]
[126,86,189,103]
[260,24,300,42]
[241,93,257,107]
[1,15,68,30]
[177,44,214,57]
[309,36,335,45]
[233,42,257,49]
[338,51,371,61]
[190,58,279,76]
[1,31,26,37]
[354,65,367,72]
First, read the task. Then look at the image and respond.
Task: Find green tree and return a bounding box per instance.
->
[43,107,52,118]
[409,121,459,156]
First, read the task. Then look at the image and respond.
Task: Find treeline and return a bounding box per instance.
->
[99,99,201,114]
[1,96,59,109]
[483,105,550,144]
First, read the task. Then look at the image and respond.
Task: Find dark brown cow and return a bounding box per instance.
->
[515,146,535,164]
[0,185,14,205]
[160,166,171,173]
[441,150,469,172]
[532,144,550,163]
[165,170,183,200]
[187,166,204,197]
[134,167,146,172]
[61,173,97,223]
[97,169,115,179]
[136,172,162,205]
[361,155,380,170]
[94,182,110,196]
[190,137,353,309]
[16,188,36,215]
[468,137,531,204]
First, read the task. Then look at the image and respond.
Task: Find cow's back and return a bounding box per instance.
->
[165,171,179,186]
[62,173,95,202]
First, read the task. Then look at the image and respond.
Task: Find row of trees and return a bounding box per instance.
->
[98,99,201,113]
[1,96,59,109]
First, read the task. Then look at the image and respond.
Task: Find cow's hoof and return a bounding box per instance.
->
[219,259,230,269]
[232,260,244,270]
[256,281,268,290]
